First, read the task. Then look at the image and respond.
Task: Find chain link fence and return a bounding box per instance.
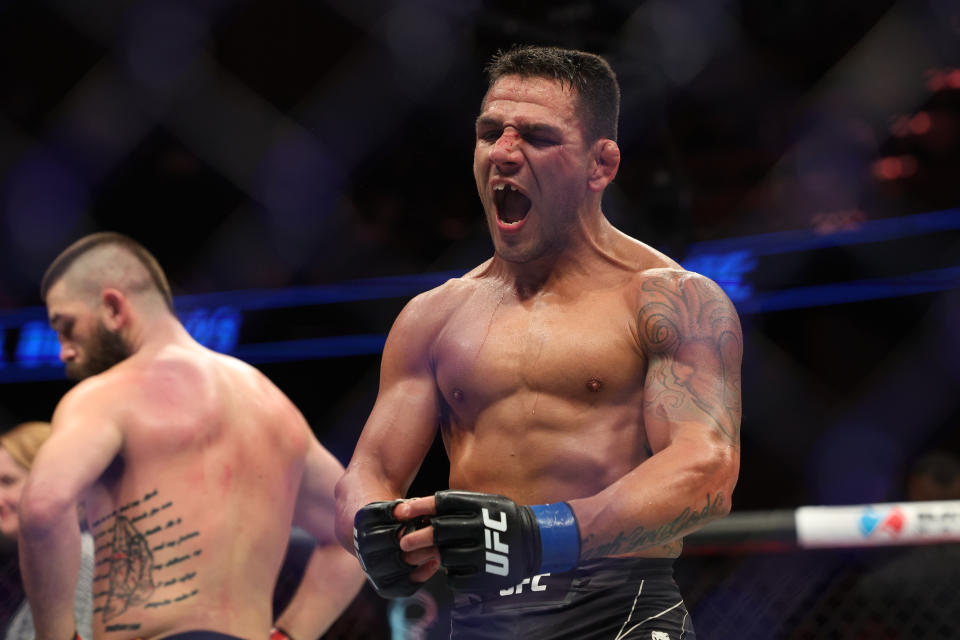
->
[678,544,960,640]
[4,536,958,638]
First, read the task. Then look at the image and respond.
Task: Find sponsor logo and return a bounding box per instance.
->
[915,508,960,535]
[499,573,551,597]
[482,508,509,576]
[859,506,906,538]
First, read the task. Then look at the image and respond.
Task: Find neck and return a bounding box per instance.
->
[490,209,636,297]
[125,311,194,355]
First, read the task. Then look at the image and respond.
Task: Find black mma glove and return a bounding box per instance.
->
[431,490,580,591]
[353,500,421,598]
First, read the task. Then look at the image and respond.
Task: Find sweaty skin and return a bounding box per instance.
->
[21,271,361,640]
[335,74,741,580]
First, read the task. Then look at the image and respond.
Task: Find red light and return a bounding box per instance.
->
[927,70,945,92]
[873,157,902,180]
[909,112,932,135]
[948,69,960,89]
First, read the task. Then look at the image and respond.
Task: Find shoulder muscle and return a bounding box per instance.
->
[636,268,741,355]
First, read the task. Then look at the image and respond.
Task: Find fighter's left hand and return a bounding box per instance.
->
[396,496,441,582]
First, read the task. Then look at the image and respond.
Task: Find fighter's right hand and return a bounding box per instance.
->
[353,500,421,598]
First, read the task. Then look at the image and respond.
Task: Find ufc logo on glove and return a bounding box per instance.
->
[431,491,580,591]
[482,507,510,576]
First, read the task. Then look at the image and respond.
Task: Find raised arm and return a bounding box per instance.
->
[275,434,364,639]
[572,270,742,558]
[19,382,124,640]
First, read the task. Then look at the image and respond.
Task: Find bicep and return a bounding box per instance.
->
[26,392,123,510]
[351,367,441,494]
[638,272,742,452]
[347,298,443,495]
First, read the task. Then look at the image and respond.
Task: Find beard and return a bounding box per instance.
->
[66,322,131,381]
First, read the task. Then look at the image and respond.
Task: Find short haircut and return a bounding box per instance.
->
[40,232,175,312]
[484,45,621,142]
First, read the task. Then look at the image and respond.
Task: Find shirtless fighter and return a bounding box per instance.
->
[19,233,364,640]
[335,46,742,638]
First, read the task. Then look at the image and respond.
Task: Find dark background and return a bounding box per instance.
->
[1,0,959,636]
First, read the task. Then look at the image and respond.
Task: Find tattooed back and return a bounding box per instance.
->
[77,341,310,638]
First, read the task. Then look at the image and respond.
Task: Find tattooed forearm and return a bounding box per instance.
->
[638,274,743,445]
[580,493,726,560]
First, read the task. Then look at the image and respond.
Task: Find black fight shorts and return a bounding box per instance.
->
[450,557,695,640]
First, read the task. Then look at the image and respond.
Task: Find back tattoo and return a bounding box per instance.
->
[91,489,201,630]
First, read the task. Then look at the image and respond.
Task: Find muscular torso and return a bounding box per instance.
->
[435,276,648,506]
[420,236,695,562]
[83,346,308,638]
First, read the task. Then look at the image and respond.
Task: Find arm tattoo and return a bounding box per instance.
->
[638,274,742,445]
[580,493,726,560]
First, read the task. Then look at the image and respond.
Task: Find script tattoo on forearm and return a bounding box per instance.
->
[638,274,742,445]
[580,493,726,560]
[91,489,202,627]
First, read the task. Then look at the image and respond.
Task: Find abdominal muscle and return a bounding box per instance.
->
[444,403,681,560]
[444,393,647,517]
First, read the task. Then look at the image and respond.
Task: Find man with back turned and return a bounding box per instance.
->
[19,232,363,639]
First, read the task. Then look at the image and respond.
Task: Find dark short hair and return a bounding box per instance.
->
[485,45,621,142]
[40,232,175,312]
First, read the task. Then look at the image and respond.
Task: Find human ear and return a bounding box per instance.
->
[100,289,127,330]
[587,139,620,192]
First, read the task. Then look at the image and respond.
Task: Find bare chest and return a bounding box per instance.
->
[434,291,645,414]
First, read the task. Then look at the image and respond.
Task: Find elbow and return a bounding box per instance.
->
[18,484,76,538]
[692,444,739,519]
[710,446,740,517]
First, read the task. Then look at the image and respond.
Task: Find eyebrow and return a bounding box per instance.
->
[475,117,563,138]
[475,115,500,130]
[49,313,67,330]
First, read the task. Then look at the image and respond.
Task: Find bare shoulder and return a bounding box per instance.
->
[52,370,122,425]
[379,269,488,374]
[392,269,485,334]
[207,349,303,416]
[619,231,683,271]
[635,266,730,297]
[633,267,742,352]
[103,346,295,424]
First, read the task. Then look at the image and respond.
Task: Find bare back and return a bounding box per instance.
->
[83,344,309,637]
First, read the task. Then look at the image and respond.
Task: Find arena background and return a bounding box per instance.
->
[1,1,959,638]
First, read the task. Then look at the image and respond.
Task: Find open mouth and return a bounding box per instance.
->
[494,184,531,226]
